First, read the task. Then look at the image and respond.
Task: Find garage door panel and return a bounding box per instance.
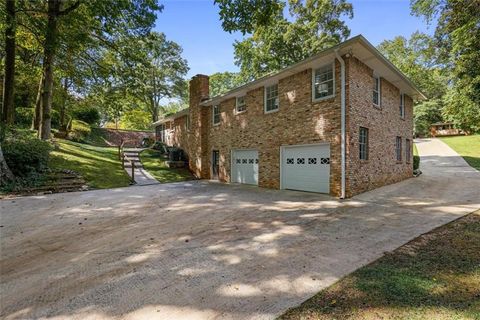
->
[232,150,258,185]
[281,144,330,193]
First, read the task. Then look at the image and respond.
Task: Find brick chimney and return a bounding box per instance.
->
[187,74,210,178]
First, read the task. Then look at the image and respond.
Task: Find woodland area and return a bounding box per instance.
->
[1,0,479,190]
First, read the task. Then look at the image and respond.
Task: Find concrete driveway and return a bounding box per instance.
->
[1,138,479,320]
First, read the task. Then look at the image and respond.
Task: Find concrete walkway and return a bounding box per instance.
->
[122,148,159,186]
[1,138,479,320]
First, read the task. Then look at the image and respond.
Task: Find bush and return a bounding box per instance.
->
[68,120,91,142]
[413,155,420,171]
[14,108,60,129]
[3,131,52,178]
[71,107,100,125]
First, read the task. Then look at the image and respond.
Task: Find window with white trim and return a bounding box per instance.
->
[373,76,381,107]
[400,93,405,118]
[213,105,220,125]
[396,136,402,162]
[236,96,246,113]
[265,84,279,113]
[313,64,334,100]
[359,127,369,160]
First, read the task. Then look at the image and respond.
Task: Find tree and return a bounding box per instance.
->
[125,32,189,122]
[215,0,284,34]
[2,0,16,124]
[411,0,480,133]
[209,72,244,97]
[232,0,353,80]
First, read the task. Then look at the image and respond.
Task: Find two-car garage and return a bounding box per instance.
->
[230,144,330,194]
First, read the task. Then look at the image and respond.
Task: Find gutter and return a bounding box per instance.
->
[335,49,346,199]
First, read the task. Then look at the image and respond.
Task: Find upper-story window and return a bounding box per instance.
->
[265,84,279,113]
[236,96,246,113]
[313,63,334,101]
[373,76,381,107]
[213,105,220,125]
[400,93,405,118]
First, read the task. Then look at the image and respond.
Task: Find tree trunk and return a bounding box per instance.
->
[59,77,68,131]
[2,0,16,124]
[32,74,44,130]
[0,143,14,186]
[39,0,60,140]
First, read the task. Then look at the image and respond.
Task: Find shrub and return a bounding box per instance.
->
[15,107,34,128]
[68,120,91,142]
[3,131,52,177]
[71,107,100,125]
[413,155,420,171]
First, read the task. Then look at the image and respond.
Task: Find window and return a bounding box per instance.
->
[400,93,405,118]
[156,124,166,143]
[359,127,369,160]
[396,136,402,162]
[406,139,411,163]
[373,76,381,107]
[186,115,190,131]
[265,84,279,113]
[313,64,334,100]
[236,96,246,113]
[213,105,220,125]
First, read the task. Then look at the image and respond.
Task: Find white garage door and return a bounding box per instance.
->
[232,150,259,185]
[281,144,330,193]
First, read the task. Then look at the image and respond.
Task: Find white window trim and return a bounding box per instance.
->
[373,75,381,107]
[235,96,247,114]
[400,93,405,119]
[264,83,279,114]
[212,105,220,126]
[312,62,335,102]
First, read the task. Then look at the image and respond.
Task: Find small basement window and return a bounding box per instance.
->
[359,127,369,160]
[213,105,220,125]
[373,76,381,107]
[313,63,334,100]
[265,84,279,113]
[236,96,246,113]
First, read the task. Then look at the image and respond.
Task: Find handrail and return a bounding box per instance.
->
[119,140,136,184]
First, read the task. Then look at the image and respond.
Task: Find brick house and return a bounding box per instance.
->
[153,35,425,198]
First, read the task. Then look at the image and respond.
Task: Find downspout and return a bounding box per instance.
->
[334,49,346,199]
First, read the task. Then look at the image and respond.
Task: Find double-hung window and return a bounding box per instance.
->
[395,136,402,162]
[265,84,279,113]
[236,96,246,113]
[373,76,381,107]
[213,105,220,125]
[400,93,405,118]
[313,64,334,101]
[359,127,369,160]
[406,138,411,163]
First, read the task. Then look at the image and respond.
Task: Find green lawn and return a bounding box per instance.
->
[49,139,131,189]
[280,210,480,320]
[440,135,480,170]
[139,149,195,183]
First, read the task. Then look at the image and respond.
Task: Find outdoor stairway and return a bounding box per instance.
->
[122,148,159,186]
[21,171,88,195]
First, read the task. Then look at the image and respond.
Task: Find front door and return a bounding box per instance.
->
[212,150,220,180]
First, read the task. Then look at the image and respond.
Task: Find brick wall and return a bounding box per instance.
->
[345,57,413,197]
[204,63,343,196]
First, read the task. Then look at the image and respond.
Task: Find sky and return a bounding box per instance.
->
[154,0,436,78]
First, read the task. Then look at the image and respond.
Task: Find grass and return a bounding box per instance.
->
[49,139,131,189]
[440,135,480,170]
[139,149,195,183]
[280,210,480,320]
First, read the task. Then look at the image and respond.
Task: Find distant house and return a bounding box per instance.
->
[430,122,463,137]
[152,35,425,198]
